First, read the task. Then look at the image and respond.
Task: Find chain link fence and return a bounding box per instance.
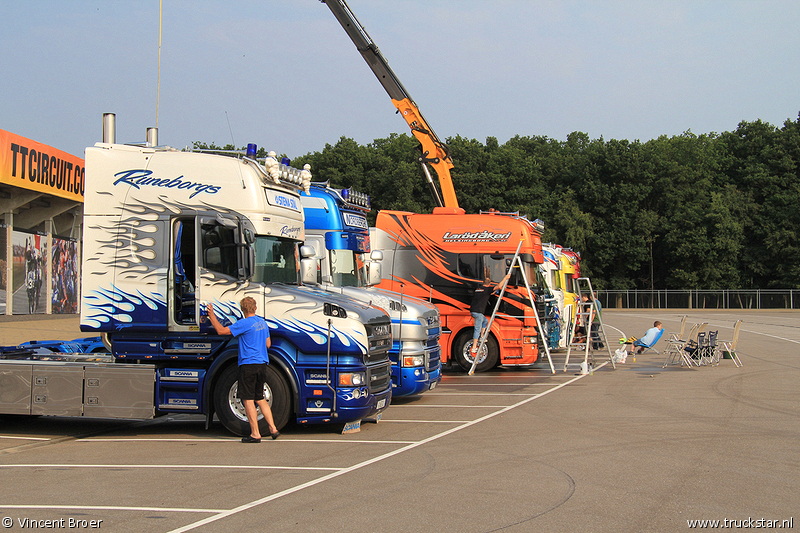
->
[595,289,799,310]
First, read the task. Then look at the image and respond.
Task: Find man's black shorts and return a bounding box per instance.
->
[238,363,267,401]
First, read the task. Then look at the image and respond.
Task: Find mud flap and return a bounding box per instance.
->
[342,419,362,434]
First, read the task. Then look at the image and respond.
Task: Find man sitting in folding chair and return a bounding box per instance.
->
[625,321,664,355]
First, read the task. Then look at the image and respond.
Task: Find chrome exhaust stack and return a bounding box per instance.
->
[102,113,116,144]
[146,127,158,147]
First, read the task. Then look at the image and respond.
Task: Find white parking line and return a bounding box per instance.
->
[78,438,247,443]
[425,391,562,396]
[0,435,50,441]
[0,463,340,472]
[79,438,416,445]
[380,419,472,424]
[0,504,225,513]
[388,404,512,408]
[442,377,553,381]
[431,382,572,386]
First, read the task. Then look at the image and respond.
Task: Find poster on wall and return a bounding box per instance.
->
[12,231,47,314]
[52,237,78,314]
[0,233,6,314]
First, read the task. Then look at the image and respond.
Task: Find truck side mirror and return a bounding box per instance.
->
[366,249,383,286]
[300,245,316,259]
[237,243,255,281]
[299,245,318,285]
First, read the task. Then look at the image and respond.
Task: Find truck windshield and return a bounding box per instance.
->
[529,263,546,293]
[510,261,544,293]
[252,236,298,284]
[328,249,366,287]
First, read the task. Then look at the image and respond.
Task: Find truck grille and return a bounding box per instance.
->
[367,360,392,394]
[365,319,392,364]
[426,339,442,372]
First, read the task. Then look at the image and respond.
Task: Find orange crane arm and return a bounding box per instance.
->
[324,0,459,210]
[390,97,457,209]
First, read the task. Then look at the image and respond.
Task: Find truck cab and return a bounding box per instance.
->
[372,209,545,373]
[301,183,441,396]
[540,243,566,349]
[558,246,580,336]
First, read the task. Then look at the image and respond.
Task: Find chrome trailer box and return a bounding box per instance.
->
[0,360,155,419]
[83,364,155,419]
[32,364,84,416]
[0,363,33,415]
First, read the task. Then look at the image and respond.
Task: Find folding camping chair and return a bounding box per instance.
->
[683,323,708,366]
[667,315,688,343]
[662,322,697,367]
[688,331,706,364]
[662,322,706,368]
[718,320,743,367]
[699,330,720,366]
[632,327,665,354]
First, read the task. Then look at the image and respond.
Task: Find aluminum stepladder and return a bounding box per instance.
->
[563,277,615,372]
[469,240,555,375]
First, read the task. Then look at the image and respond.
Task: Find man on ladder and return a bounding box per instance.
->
[468,241,555,375]
[468,270,511,358]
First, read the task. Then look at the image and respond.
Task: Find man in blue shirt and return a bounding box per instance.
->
[207,297,280,443]
[629,321,663,354]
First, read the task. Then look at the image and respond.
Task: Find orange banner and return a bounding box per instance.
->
[0,129,84,202]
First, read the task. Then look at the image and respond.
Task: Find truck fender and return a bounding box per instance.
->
[262,349,300,414]
[204,348,239,428]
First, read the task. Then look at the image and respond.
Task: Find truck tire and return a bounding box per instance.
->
[213,364,291,436]
[453,330,499,373]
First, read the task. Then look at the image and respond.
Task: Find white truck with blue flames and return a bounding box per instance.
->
[0,118,393,436]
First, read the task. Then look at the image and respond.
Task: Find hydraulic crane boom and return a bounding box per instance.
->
[323,0,459,210]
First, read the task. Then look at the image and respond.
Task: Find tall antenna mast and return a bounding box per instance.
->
[156,0,163,128]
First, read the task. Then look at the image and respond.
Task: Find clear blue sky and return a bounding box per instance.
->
[2,1,798,160]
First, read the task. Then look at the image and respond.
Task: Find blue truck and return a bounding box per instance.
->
[301,182,441,396]
[0,117,393,436]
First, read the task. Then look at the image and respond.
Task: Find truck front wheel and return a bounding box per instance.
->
[213,364,291,436]
[453,330,499,373]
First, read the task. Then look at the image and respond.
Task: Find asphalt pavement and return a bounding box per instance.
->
[0,309,797,532]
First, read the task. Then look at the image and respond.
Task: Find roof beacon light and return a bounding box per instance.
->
[342,188,370,211]
[246,143,257,159]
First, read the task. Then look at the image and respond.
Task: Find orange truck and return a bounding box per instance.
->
[371,209,544,372]
[325,0,547,372]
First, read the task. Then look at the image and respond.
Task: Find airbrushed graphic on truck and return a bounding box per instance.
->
[112,169,222,198]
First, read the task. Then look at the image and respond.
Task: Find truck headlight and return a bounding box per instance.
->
[338,372,365,387]
[402,355,425,367]
[523,336,537,344]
